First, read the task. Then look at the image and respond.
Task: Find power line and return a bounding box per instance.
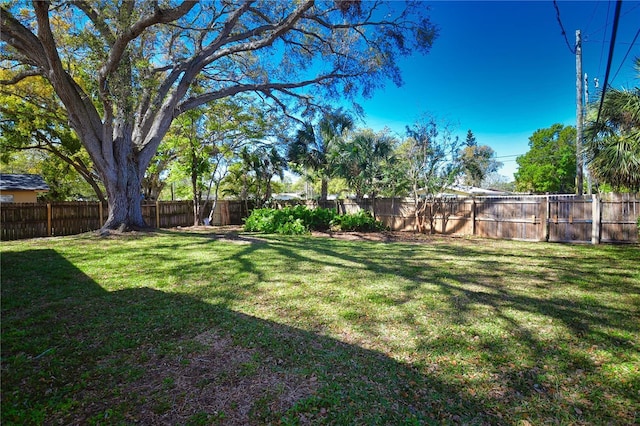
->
[587,2,639,38]
[584,0,600,35]
[586,40,636,45]
[595,0,623,127]
[611,27,640,85]
[553,0,576,54]
[597,1,611,77]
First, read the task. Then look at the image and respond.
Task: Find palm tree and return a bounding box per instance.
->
[584,58,640,191]
[331,129,395,199]
[287,111,354,201]
[240,145,287,207]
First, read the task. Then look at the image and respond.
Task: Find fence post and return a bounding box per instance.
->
[592,193,601,244]
[47,203,52,237]
[156,200,161,228]
[544,195,550,242]
[471,198,477,236]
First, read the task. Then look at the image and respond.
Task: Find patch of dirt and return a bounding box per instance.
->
[173,226,268,244]
[311,229,482,245]
[169,225,477,245]
[123,331,318,425]
[95,224,476,246]
[309,230,440,243]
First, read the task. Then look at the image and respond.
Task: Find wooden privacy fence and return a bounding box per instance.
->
[0,200,248,241]
[2,195,638,243]
[318,193,640,244]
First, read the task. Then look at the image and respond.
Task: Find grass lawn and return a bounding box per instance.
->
[1,229,639,425]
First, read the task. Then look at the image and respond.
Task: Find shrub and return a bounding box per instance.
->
[244,206,387,234]
[330,210,387,232]
[276,218,307,235]
[305,206,336,231]
[244,206,337,235]
[243,208,279,233]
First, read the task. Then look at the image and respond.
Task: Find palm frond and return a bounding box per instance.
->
[584,83,640,190]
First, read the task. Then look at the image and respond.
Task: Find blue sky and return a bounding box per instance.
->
[355,1,640,180]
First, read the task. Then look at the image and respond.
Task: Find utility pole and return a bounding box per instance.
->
[585,72,592,195]
[575,29,584,195]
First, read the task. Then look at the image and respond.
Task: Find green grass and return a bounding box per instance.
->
[1,230,639,425]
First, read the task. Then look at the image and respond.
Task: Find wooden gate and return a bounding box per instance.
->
[547,196,593,243]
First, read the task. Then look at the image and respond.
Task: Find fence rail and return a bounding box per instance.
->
[0,200,247,241]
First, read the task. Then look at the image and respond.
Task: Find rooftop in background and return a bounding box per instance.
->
[0,174,50,191]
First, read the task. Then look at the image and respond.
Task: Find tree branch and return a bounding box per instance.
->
[258,90,306,127]
[144,0,317,145]
[0,7,48,68]
[32,0,106,168]
[74,1,115,45]
[99,1,198,80]
[32,131,107,203]
[201,1,314,65]
[134,1,256,155]
[0,70,42,85]
[175,71,354,114]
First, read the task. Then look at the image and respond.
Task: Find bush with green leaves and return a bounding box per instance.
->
[244,206,337,234]
[243,208,278,233]
[276,218,308,235]
[330,210,387,232]
[244,205,387,234]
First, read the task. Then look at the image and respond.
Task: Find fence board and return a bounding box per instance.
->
[312,194,638,243]
[157,201,193,228]
[1,200,196,240]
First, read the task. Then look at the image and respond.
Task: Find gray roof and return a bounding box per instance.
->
[0,174,50,191]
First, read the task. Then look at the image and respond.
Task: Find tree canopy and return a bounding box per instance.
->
[0,70,105,202]
[1,0,438,230]
[457,131,501,187]
[400,116,461,232]
[402,116,461,198]
[514,124,576,194]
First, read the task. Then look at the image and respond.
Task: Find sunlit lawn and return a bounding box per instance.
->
[1,230,639,424]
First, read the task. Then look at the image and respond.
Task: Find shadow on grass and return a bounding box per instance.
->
[227,236,639,424]
[3,236,638,424]
[2,249,499,425]
[263,237,639,340]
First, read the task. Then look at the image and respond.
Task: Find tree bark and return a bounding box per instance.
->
[99,123,149,231]
[192,168,201,226]
[320,178,329,202]
[101,158,146,230]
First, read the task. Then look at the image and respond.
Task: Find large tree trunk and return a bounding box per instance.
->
[102,161,146,231]
[99,124,149,231]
